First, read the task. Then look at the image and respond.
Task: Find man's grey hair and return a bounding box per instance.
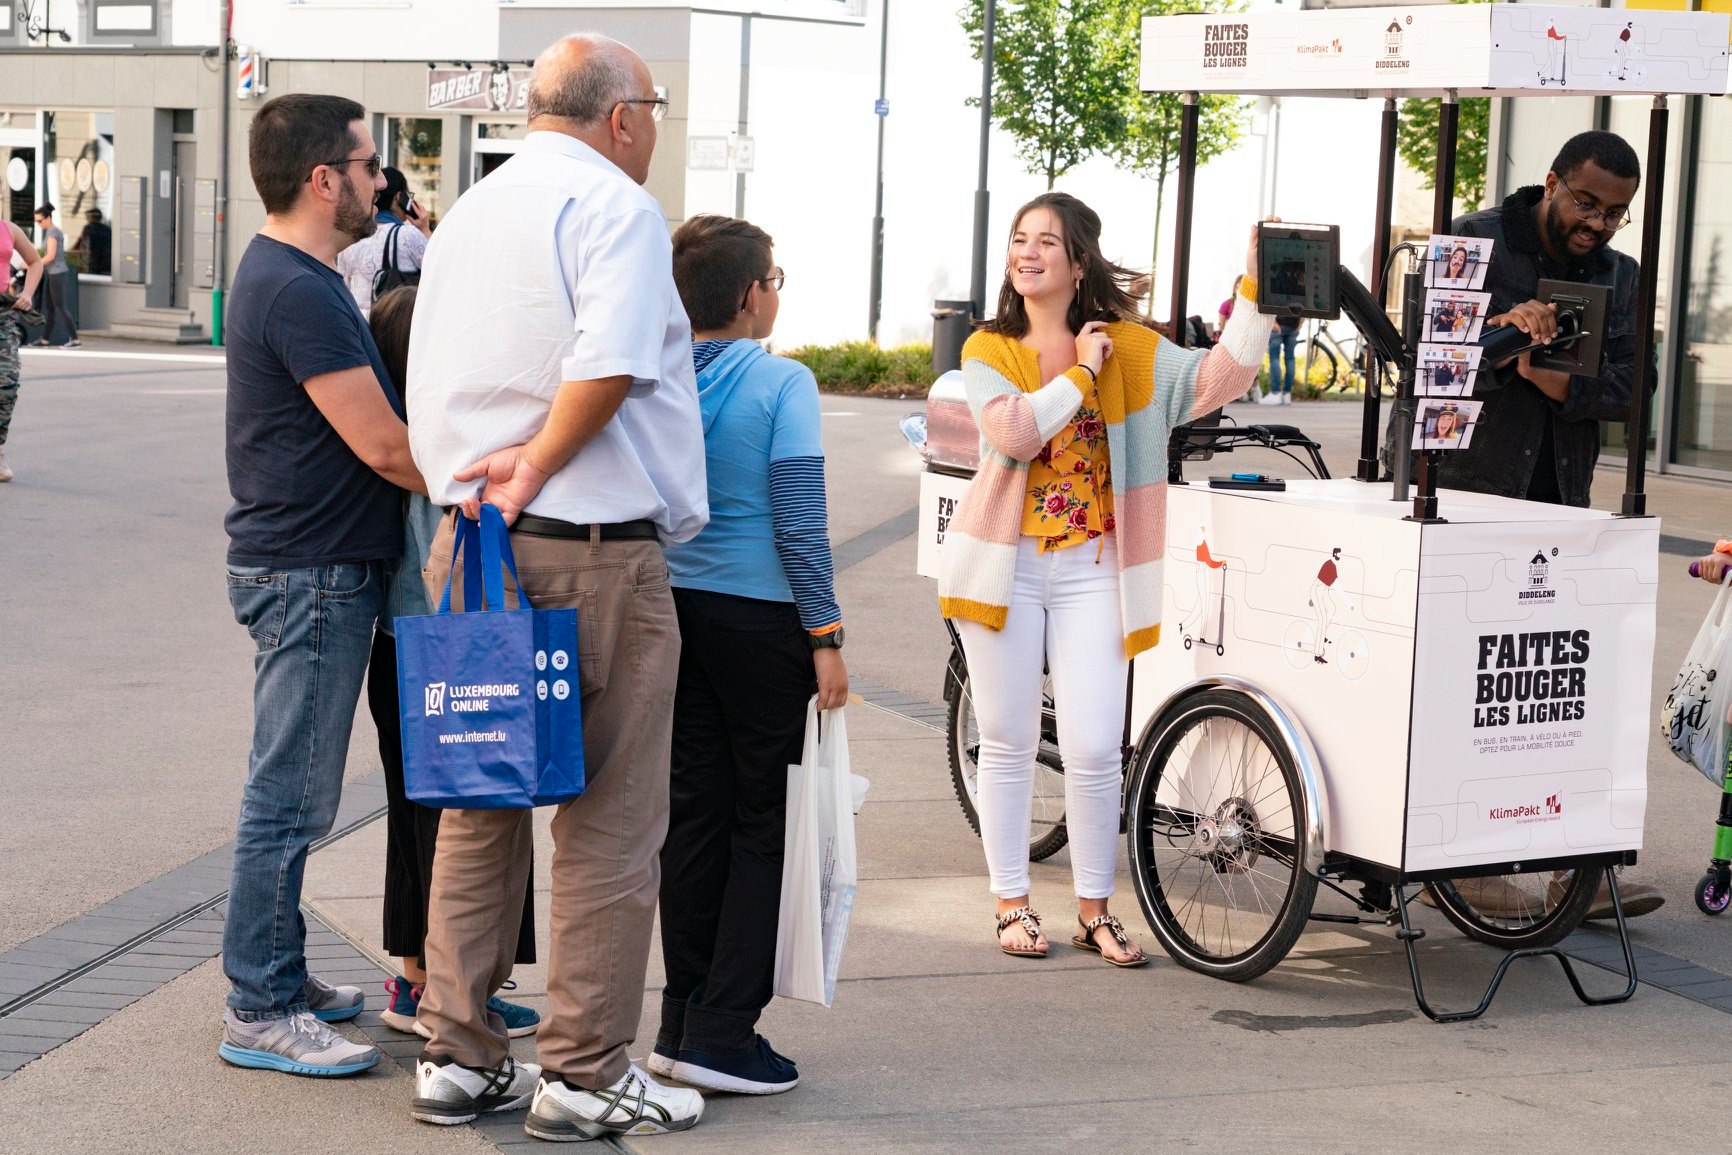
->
[527,34,642,124]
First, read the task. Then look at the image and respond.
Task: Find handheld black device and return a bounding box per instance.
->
[1257,222,1340,320]
[1473,278,1609,375]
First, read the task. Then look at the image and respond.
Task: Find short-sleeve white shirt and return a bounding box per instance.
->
[406,131,708,544]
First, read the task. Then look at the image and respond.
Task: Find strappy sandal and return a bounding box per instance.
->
[995,906,1047,958]
[1070,914,1149,968]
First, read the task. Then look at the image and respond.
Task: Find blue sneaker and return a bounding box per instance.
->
[485,993,542,1038]
[671,1035,799,1095]
[303,974,365,1023]
[389,976,541,1039]
[382,976,421,1034]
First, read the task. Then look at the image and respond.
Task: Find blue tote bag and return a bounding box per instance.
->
[396,504,585,808]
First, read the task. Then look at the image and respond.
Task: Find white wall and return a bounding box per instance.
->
[228,0,501,61]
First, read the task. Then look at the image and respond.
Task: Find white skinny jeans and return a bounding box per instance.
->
[955,536,1129,900]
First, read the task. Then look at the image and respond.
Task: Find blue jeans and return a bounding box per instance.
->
[1268,328,1299,395]
[224,562,384,1019]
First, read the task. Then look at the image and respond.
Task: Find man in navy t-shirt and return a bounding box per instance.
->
[218,93,424,1079]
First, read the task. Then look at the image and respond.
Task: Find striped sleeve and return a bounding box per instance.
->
[768,457,842,630]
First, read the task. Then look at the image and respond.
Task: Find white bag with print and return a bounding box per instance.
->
[1662,579,1732,786]
[773,699,859,1007]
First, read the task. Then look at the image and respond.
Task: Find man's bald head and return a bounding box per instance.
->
[527,34,645,124]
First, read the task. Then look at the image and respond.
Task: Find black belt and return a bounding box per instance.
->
[512,514,659,542]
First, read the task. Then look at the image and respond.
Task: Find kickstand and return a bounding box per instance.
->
[1395,872,1640,1023]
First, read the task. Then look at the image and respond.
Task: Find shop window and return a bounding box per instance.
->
[388,117,444,227]
[42,111,116,277]
[1671,96,1732,472]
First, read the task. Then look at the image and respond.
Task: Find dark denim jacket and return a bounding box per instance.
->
[1387,186,1650,508]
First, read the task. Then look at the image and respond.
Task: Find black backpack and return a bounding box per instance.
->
[372,224,421,300]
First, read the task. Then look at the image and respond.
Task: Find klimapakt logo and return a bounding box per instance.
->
[1297,38,1342,55]
[1489,793,1564,824]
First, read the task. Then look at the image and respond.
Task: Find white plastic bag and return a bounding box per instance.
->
[1661,579,1732,785]
[773,699,859,1007]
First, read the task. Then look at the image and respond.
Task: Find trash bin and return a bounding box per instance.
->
[930,299,973,376]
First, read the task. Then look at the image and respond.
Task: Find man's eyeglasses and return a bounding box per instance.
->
[1557,174,1633,231]
[619,97,669,123]
[739,268,786,311]
[307,153,383,182]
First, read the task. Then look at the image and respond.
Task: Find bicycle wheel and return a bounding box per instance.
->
[1422,865,1602,949]
[946,663,1069,862]
[1282,618,1316,671]
[1302,339,1338,392]
[1127,689,1317,981]
[1332,628,1371,682]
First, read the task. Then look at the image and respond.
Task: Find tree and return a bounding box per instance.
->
[1397,95,1491,215]
[960,0,1141,189]
[1397,0,1490,215]
[1114,0,1248,296]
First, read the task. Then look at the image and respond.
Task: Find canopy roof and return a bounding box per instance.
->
[1140,4,1730,99]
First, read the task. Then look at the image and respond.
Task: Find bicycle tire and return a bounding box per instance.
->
[945,663,1070,862]
[1422,865,1602,949]
[1127,689,1317,981]
[1302,339,1338,392]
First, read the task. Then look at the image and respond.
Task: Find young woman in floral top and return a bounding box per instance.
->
[940,193,1271,965]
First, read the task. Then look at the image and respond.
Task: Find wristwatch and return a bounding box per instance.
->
[809,625,846,651]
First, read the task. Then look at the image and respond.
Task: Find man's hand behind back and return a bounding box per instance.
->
[453,445,552,525]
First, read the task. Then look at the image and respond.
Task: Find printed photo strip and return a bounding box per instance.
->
[1424,289,1492,345]
[1425,234,1494,291]
[1417,343,1483,397]
[1412,398,1485,451]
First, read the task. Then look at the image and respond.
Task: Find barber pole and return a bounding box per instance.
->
[236,46,256,99]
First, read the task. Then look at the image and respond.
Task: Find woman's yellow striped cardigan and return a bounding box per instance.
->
[936,291,1271,658]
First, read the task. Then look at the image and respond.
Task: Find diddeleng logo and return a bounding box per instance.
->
[425,682,447,717]
[1378,16,1412,70]
[1520,547,1558,603]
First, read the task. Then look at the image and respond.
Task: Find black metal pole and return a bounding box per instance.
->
[1622,96,1667,518]
[1357,97,1398,482]
[1410,91,1458,520]
[968,0,996,320]
[1391,267,1423,504]
[1169,92,1200,345]
[868,0,890,342]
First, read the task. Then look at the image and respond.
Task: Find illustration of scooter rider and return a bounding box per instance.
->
[1185,527,1228,641]
[1539,19,1568,86]
[1308,548,1356,664]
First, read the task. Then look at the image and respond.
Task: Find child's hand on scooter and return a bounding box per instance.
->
[1693,544,1732,584]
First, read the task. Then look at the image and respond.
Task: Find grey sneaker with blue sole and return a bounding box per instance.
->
[304,974,366,1023]
[218,1011,379,1077]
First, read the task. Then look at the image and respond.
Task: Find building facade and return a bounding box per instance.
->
[0,0,878,345]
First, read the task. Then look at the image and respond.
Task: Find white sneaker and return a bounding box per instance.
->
[1282,393,1293,405]
[1258,392,1283,406]
[524,1064,703,1142]
[412,1055,541,1125]
[0,449,11,482]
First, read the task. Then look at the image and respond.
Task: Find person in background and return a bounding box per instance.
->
[30,204,78,348]
[0,219,46,482]
[337,166,429,314]
[218,92,424,1079]
[360,283,543,1047]
[653,214,846,1096]
[71,208,112,276]
[1220,275,1260,403]
[1262,314,1301,405]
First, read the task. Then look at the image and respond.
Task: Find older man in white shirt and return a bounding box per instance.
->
[405,33,708,1142]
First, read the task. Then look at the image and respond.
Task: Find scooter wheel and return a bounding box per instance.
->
[1695,873,1731,916]
[1216,644,1226,657]
[1183,636,1193,650]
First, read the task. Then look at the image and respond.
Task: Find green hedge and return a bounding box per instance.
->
[784,342,933,393]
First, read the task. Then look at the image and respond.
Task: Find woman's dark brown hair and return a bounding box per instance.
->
[979,192,1147,338]
[369,284,417,412]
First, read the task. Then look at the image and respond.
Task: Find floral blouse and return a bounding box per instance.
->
[1021,375,1115,553]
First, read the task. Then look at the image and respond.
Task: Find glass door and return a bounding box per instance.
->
[1671,96,1732,472]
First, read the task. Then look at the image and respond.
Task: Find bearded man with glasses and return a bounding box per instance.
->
[1404,129,1665,924]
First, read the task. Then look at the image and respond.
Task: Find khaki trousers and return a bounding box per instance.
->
[417,511,678,1088]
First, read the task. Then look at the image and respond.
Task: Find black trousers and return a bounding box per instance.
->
[658,587,817,1055]
[367,630,536,968]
